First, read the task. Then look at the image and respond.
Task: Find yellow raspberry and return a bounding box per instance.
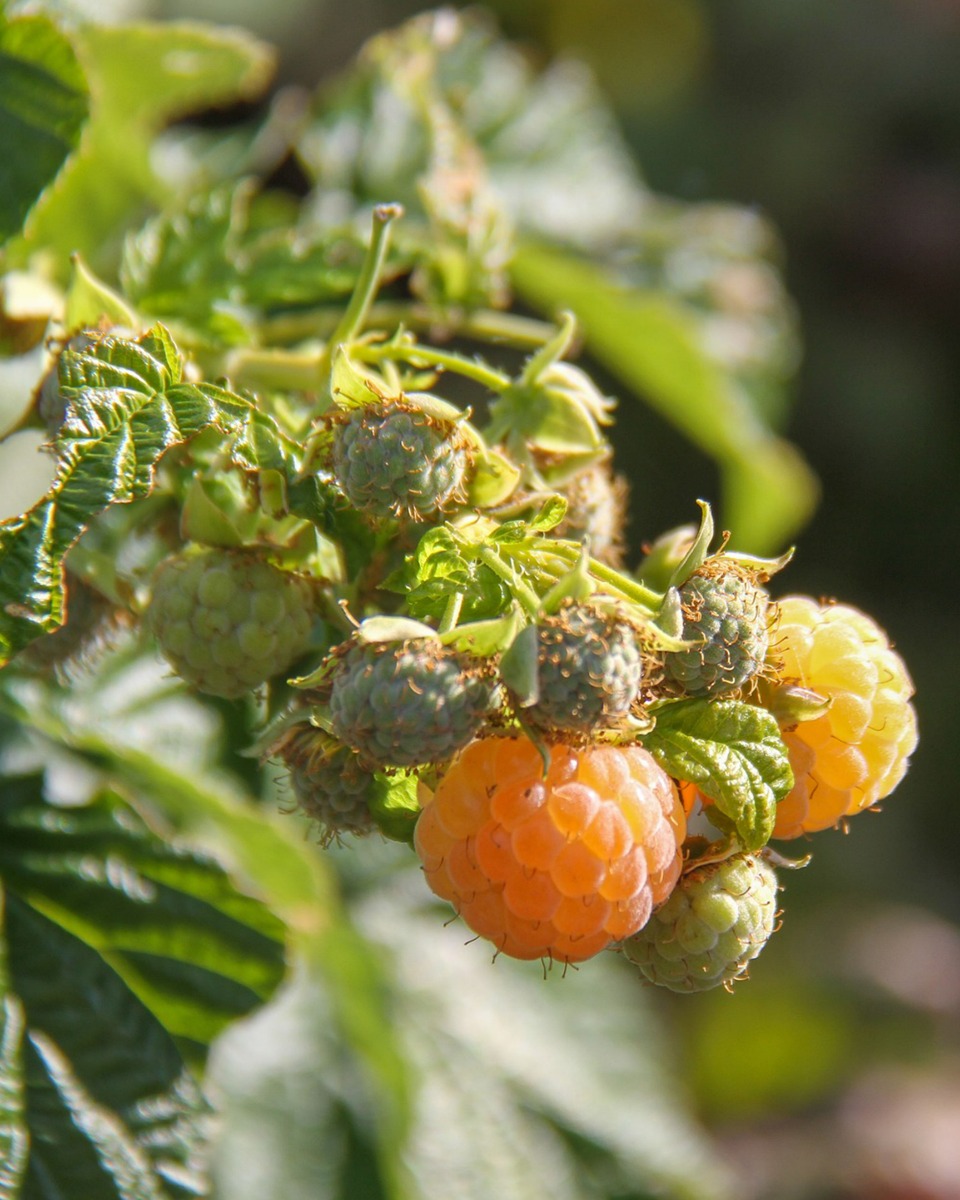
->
[770,596,918,838]
[414,736,686,964]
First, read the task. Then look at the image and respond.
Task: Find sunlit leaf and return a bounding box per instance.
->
[5,890,210,1197]
[0,325,252,666]
[3,688,412,1200]
[643,698,793,850]
[0,889,27,1200]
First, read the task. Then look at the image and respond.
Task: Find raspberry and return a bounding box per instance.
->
[769,596,918,838]
[414,737,686,964]
[331,399,469,521]
[329,638,497,768]
[663,561,770,696]
[146,546,316,698]
[555,458,629,567]
[622,852,778,992]
[275,723,375,843]
[516,604,643,738]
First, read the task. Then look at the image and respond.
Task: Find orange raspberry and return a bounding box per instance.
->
[768,596,918,838]
[414,735,686,964]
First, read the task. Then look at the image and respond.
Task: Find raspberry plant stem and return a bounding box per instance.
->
[474,545,542,617]
[437,590,464,634]
[259,302,558,351]
[352,339,511,393]
[327,205,404,355]
[506,541,662,615]
[519,311,577,386]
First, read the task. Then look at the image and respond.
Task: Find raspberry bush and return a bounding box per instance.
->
[0,5,920,1197]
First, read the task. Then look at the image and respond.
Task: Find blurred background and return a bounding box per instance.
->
[10,1,960,1196]
[266,3,960,1194]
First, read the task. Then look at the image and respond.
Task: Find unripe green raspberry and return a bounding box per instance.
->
[275,723,375,843]
[664,562,770,696]
[332,399,469,521]
[517,604,643,738]
[329,638,497,768]
[146,547,316,699]
[623,853,779,992]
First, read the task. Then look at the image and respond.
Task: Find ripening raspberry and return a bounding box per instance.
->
[273,722,375,844]
[623,852,779,992]
[414,736,686,964]
[769,596,918,838]
[328,637,498,769]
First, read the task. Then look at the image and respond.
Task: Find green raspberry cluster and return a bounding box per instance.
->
[147,547,315,699]
[276,723,376,843]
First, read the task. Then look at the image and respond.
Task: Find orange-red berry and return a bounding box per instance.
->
[414,736,686,964]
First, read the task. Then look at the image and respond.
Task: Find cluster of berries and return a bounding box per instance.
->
[132,332,917,993]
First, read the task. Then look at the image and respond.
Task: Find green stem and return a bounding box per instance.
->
[475,546,541,618]
[223,345,324,393]
[437,591,464,635]
[328,205,403,352]
[520,310,577,386]
[260,302,557,351]
[353,340,511,393]
[508,541,662,614]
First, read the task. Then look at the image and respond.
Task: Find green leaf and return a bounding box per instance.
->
[0,889,28,1200]
[511,241,819,552]
[466,446,522,509]
[121,182,411,343]
[63,254,138,332]
[225,403,377,579]
[300,10,647,251]
[0,325,253,666]
[367,774,420,845]
[498,624,540,707]
[527,497,567,533]
[5,697,413,1198]
[0,776,285,1059]
[9,20,274,268]
[486,378,604,459]
[0,14,89,246]
[390,526,512,625]
[643,699,794,851]
[5,890,209,1198]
